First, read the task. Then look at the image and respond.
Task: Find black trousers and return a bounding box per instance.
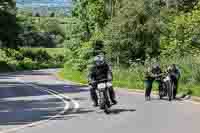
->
[145,79,161,97]
[90,84,116,104]
[171,76,178,98]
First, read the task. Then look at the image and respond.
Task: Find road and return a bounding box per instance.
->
[0,69,200,133]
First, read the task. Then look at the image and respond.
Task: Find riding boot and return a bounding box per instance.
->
[108,87,117,105]
[90,87,98,106]
[145,80,153,100]
[173,79,178,99]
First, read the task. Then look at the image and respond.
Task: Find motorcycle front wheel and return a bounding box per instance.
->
[103,91,110,114]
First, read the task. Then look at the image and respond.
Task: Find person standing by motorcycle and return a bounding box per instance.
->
[167,64,181,99]
[144,64,162,101]
[88,40,117,107]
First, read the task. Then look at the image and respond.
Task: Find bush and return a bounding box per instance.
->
[4,48,24,61]
[0,49,7,61]
[52,54,65,63]
[7,59,20,71]
[193,65,200,83]
[18,57,36,70]
[0,48,65,72]
[0,60,11,72]
[35,49,52,62]
[20,48,52,62]
[20,49,37,61]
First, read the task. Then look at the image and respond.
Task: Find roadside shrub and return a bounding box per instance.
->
[18,58,36,70]
[4,48,24,61]
[0,49,7,61]
[20,49,52,62]
[53,54,65,63]
[0,48,64,72]
[35,49,52,62]
[64,41,93,72]
[7,59,20,71]
[193,65,200,83]
[0,60,11,72]
[20,49,36,61]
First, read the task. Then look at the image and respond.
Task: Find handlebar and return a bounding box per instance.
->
[154,72,169,79]
[89,79,111,85]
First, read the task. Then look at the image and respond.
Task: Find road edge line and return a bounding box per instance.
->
[1,78,71,133]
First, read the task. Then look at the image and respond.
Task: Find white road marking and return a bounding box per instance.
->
[39,86,80,112]
[0,78,79,133]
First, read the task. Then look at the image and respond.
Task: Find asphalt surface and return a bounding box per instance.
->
[0,69,200,133]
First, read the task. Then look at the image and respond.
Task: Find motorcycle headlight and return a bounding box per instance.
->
[97,83,106,89]
[106,82,112,88]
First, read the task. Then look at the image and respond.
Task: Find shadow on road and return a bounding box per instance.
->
[156,97,184,102]
[109,108,136,114]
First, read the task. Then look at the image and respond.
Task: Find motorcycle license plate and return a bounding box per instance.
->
[97,83,106,90]
[164,76,170,82]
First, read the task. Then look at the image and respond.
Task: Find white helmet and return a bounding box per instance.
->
[94,54,105,66]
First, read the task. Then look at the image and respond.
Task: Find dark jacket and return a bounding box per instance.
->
[88,62,112,83]
[145,66,162,80]
[168,66,181,80]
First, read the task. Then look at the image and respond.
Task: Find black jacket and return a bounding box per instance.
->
[88,62,112,83]
[145,66,162,80]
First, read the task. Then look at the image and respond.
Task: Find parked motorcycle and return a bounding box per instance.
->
[156,72,173,101]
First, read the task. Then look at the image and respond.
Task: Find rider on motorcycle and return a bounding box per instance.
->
[167,64,181,99]
[144,64,162,101]
[88,41,117,107]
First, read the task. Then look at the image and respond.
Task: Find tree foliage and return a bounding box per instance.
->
[104,0,161,65]
[160,2,200,56]
[66,0,200,70]
[0,0,22,48]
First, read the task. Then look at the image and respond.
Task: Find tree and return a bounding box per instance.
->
[72,0,110,41]
[35,12,40,17]
[104,0,161,65]
[0,0,22,48]
[50,12,55,17]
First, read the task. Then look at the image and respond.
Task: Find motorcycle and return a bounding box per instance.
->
[96,79,113,114]
[156,72,173,101]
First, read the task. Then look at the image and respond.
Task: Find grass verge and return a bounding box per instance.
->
[58,64,200,97]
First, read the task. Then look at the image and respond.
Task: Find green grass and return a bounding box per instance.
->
[58,65,87,84]
[59,66,200,96]
[59,56,200,97]
[59,65,160,91]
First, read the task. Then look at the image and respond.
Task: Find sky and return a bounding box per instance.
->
[16,0,72,8]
